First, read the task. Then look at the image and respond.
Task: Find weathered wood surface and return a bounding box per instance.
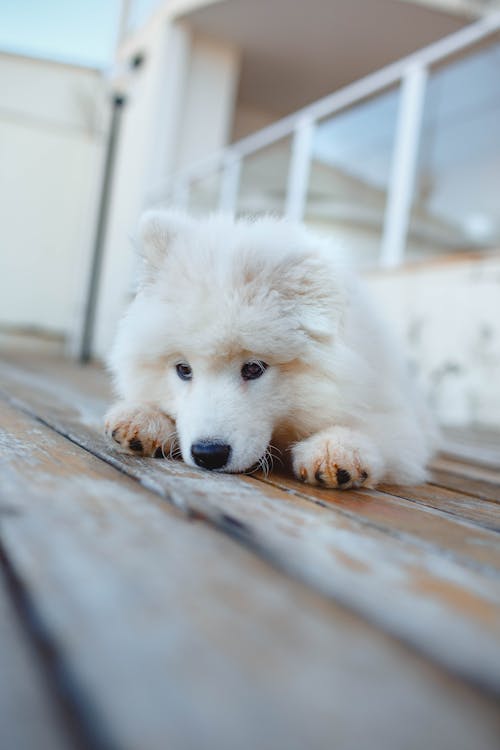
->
[4,401,500,750]
[258,471,500,568]
[378,481,500,531]
[430,457,500,503]
[1,352,500,697]
[442,427,500,469]
[0,574,71,750]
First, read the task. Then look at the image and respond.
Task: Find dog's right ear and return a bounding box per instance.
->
[138,209,190,276]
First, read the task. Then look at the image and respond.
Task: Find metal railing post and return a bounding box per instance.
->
[79,94,126,363]
[285,118,314,221]
[380,65,428,268]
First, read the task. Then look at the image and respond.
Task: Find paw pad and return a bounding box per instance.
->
[314,468,326,485]
[128,437,144,452]
[336,468,351,486]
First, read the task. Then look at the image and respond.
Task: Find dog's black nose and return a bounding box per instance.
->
[191,440,231,470]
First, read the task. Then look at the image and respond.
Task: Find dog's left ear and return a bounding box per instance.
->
[138,209,191,275]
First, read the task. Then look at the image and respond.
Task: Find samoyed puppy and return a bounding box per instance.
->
[105,210,435,489]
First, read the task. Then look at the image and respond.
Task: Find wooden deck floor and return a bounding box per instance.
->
[1,348,499,750]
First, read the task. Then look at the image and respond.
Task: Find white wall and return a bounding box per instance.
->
[0,53,106,340]
[367,254,500,427]
[176,33,239,169]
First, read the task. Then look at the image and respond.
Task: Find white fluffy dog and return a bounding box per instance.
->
[105,211,435,489]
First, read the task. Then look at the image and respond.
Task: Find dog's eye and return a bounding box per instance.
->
[241,361,268,381]
[176,362,192,381]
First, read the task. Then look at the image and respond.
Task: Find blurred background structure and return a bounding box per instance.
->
[1,0,500,427]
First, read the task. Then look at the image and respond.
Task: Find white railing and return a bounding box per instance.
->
[147,11,500,268]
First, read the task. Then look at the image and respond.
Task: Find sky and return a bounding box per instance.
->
[0,0,123,68]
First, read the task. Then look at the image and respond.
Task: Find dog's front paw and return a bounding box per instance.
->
[104,403,176,458]
[291,427,383,490]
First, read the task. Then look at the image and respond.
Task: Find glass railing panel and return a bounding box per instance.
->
[188,172,222,215]
[236,137,292,217]
[407,35,500,260]
[304,87,399,267]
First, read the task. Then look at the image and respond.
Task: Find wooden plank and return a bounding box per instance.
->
[5,351,499,535]
[2,354,499,564]
[442,427,500,469]
[3,403,500,750]
[430,459,500,504]
[1,356,500,693]
[430,475,500,504]
[255,471,500,571]
[378,481,500,532]
[431,457,500,486]
[0,574,71,750]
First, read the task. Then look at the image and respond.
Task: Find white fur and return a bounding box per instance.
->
[105,211,437,488]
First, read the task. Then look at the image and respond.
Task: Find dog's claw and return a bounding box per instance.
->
[314,468,326,485]
[128,437,144,452]
[336,468,351,486]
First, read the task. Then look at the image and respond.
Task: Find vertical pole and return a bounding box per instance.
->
[380,65,428,268]
[218,156,241,216]
[79,94,125,362]
[285,117,314,221]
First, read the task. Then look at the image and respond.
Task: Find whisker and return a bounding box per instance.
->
[156,430,180,461]
[266,451,273,477]
[244,463,261,476]
[244,447,280,478]
[268,451,274,474]
[262,452,271,478]
[169,442,182,460]
[268,442,283,457]
[267,443,284,467]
